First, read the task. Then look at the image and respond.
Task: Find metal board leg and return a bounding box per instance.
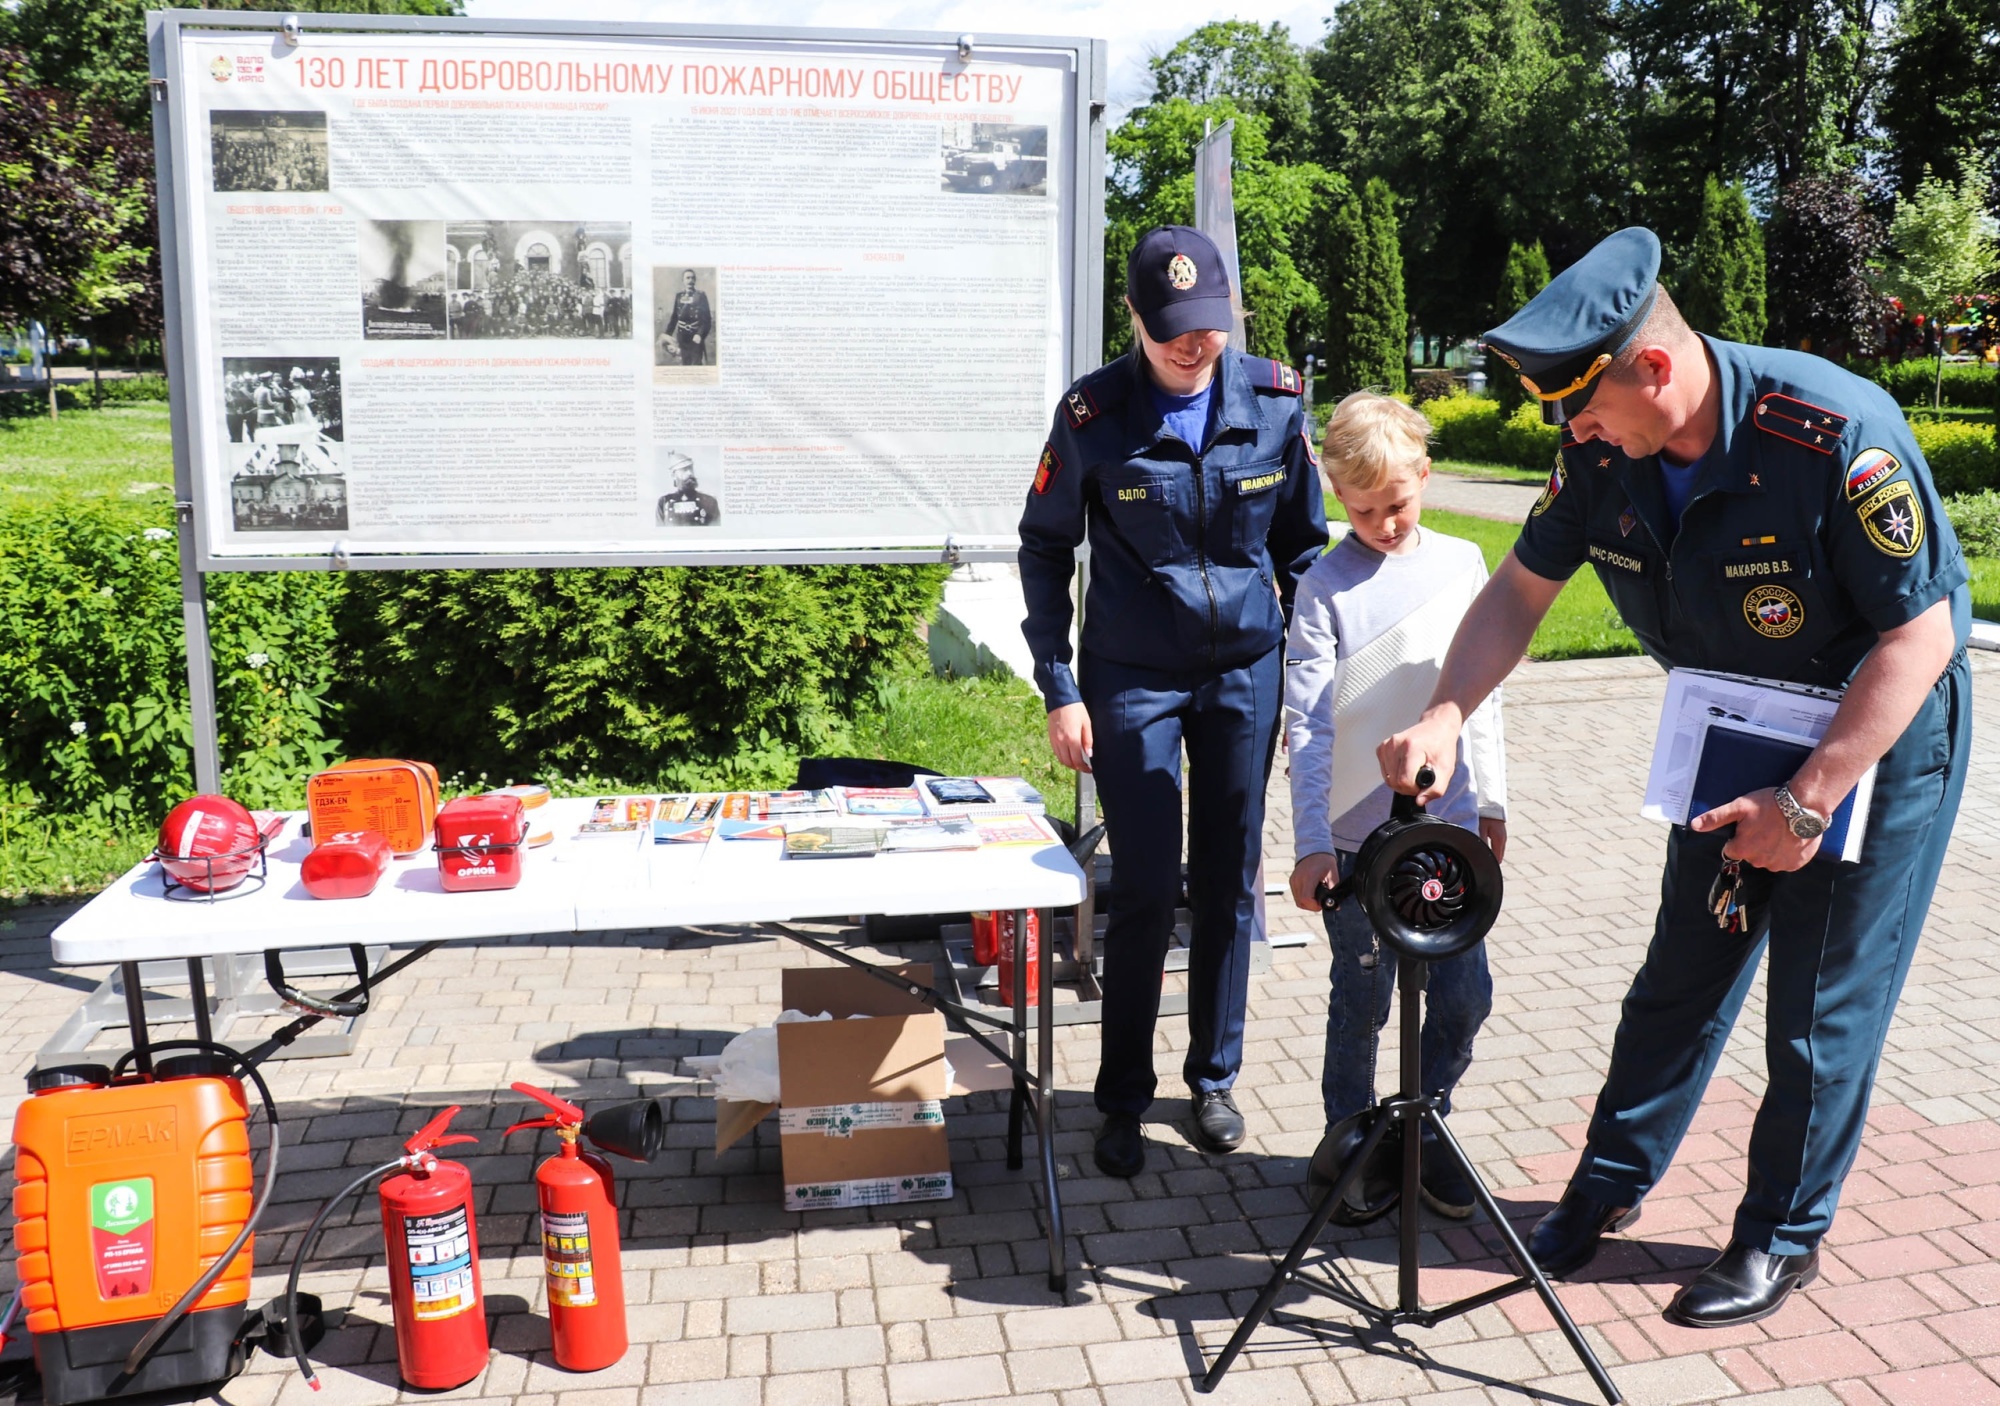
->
[1035,908,1066,1292]
[1006,908,1028,1172]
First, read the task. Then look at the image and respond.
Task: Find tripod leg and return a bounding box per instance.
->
[1396,958,1424,1312]
[1424,1113,1623,1406]
[1198,1115,1394,1393]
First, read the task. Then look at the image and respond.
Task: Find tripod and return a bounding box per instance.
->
[1201,953,1623,1403]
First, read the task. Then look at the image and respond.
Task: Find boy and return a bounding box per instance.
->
[1284,390,1507,1222]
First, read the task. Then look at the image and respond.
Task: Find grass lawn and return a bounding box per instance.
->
[1328,495,1642,662]
[1970,558,2000,621]
[0,400,175,508]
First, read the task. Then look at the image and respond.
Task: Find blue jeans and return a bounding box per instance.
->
[1322,848,1493,1127]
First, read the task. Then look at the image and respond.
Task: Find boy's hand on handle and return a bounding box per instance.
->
[1047,702,1094,773]
[1479,817,1508,865]
[1289,854,1338,912]
[1378,708,1460,804]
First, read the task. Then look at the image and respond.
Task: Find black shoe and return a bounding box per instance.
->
[1418,1133,1477,1220]
[1665,1241,1819,1328]
[1527,1185,1641,1277]
[1190,1090,1245,1153]
[1309,1113,1401,1226]
[1094,1113,1145,1178]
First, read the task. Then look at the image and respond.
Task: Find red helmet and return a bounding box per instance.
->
[156,794,264,893]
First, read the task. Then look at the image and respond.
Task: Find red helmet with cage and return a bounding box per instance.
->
[156,794,264,893]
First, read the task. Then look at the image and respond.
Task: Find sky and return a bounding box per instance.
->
[460,0,1334,119]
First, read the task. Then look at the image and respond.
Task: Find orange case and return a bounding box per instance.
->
[306,759,441,855]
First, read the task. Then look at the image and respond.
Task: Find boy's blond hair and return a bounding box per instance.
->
[1320,391,1432,492]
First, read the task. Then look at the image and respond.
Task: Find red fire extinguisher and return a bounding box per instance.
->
[507,1082,664,1373]
[283,1105,487,1393]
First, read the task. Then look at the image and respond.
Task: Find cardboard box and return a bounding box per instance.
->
[713,963,1009,1211]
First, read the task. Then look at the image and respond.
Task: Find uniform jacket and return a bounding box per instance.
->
[1018,350,1329,710]
[672,289,712,339]
[1515,336,1969,689]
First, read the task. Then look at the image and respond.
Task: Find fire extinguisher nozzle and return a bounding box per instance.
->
[307,1376,322,1391]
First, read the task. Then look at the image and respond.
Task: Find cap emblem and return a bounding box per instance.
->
[1166,254,1198,291]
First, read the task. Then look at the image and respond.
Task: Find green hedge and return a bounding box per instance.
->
[1945,492,2000,558]
[1873,359,1998,410]
[0,499,949,817]
[1425,393,1562,470]
[1914,419,2000,495]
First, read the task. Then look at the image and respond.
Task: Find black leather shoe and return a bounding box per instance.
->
[1190,1090,1245,1153]
[1094,1113,1145,1178]
[1527,1186,1640,1277]
[1665,1241,1819,1328]
[1309,1114,1401,1226]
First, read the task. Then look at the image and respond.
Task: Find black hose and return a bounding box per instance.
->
[111,1041,282,1378]
[282,1159,405,1390]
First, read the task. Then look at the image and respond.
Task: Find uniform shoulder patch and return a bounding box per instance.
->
[1061,384,1101,429]
[1248,358,1302,394]
[1857,478,1924,558]
[1843,447,1900,501]
[1754,392,1848,454]
[1531,456,1565,517]
[1032,442,1061,495]
[1301,423,1320,469]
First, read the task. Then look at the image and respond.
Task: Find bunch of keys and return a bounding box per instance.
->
[1707,857,1772,933]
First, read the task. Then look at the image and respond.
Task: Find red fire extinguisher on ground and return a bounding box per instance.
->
[283,1105,487,1392]
[507,1083,664,1373]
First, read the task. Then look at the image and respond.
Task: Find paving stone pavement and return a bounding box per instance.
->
[1418,473,1545,523]
[1,652,1997,1406]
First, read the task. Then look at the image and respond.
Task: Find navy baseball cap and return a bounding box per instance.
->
[1127,226,1233,342]
[1483,227,1662,425]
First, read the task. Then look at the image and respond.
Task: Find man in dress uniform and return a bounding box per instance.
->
[671,270,713,366]
[1379,227,1970,1328]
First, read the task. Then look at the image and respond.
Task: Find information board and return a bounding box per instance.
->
[153,15,1104,568]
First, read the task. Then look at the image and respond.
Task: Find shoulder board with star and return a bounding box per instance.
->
[1753,393,1848,455]
[1058,362,1129,430]
[1246,357,1303,395]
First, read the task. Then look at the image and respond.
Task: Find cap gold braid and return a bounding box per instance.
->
[1521,353,1613,403]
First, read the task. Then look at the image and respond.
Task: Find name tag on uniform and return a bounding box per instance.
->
[1114,484,1157,504]
[1720,552,1799,580]
[1235,469,1285,495]
[1588,542,1647,575]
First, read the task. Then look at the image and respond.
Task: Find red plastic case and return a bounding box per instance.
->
[435,795,527,893]
[300,831,394,900]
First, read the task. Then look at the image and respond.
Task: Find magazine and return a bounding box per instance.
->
[756,789,838,818]
[785,825,885,858]
[838,786,927,817]
[880,816,981,852]
[922,776,1047,816]
[575,796,643,836]
[973,813,1058,847]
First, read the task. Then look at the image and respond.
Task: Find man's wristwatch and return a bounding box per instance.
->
[1773,784,1828,840]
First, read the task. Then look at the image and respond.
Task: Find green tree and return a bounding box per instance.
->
[1491,241,1552,414]
[1146,20,1317,163]
[1105,98,1333,364]
[1311,0,1625,352]
[1678,176,1767,344]
[1876,0,2000,205]
[1318,176,1407,396]
[1878,164,1999,407]
[1766,174,1883,356]
[0,0,465,130]
[0,50,154,407]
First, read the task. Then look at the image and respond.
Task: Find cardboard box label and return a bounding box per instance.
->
[783,1171,954,1211]
[778,1100,944,1138]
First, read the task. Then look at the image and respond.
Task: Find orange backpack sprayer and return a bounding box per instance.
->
[507,1083,664,1372]
[281,1106,487,1392]
[9,1045,282,1406]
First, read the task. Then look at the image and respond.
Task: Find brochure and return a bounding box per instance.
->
[785,826,885,858]
[880,816,981,852]
[972,814,1058,847]
[838,786,927,817]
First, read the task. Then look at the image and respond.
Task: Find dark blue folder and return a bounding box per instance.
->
[1688,723,1859,862]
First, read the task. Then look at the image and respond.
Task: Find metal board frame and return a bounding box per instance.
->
[146,11,1107,791]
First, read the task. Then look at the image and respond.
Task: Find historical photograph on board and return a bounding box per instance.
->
[444,221,634,340]
[359,219,447,340]
[651,266,718,384]
[649,446,722,528]
[209,110,328,192]
[940,123,1048,195]
[222,356,343,445]
[227,438,349,533]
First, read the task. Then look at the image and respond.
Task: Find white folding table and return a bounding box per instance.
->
[47,799,1088,1291]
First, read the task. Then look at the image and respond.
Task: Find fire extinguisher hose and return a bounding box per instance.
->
[109,1040,282,1379]
[282,1158,406,1390]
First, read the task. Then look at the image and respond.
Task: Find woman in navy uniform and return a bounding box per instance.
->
[1381,227,1970,1327]
[1019,226,1328,1177]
